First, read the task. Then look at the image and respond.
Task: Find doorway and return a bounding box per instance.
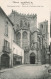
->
[30,53,35,64]
[1,54,10,68]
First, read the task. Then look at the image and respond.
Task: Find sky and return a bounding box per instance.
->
[0,0,50,21]
[0,0,50,44]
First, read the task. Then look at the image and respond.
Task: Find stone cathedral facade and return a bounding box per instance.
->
[9,10,49,64]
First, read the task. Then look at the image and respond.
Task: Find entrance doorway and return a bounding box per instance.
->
[1,54,10,68]
[30,53,35,64]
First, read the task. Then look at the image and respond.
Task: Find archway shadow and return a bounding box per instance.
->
[1,54,10,68]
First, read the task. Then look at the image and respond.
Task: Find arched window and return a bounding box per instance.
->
[25,22,27,26]
[17,32,21,39]
[22,31,27,39]
[22,31,28,49]
[17,32,21,46]
[28,22,30,27]
[20,20,23,27]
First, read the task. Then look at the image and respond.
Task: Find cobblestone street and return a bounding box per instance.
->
[0,64,50,79]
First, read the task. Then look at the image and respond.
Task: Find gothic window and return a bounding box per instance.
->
[22,31,27,39]
[22,31,28,49]
[16,24,19,30]
[17,32,21,39]
[20,20,23,27]
[28,22,30,27]
[17,32,21,46]
[25,22,27,26]
[14,31,16,42]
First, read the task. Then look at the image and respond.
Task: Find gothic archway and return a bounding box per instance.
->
[30,53,35,64]
[1,54,10,68]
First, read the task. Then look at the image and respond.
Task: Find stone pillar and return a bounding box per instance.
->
[33,30,38,64]
[9,53,12,67]
[35,51,38,64]
[21,30,22,48]
[28,31,30,46]
[9,50,13,68]
[11,53,13,67]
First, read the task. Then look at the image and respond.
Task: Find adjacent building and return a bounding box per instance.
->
[38,20,50,64]
[0,7,24,69]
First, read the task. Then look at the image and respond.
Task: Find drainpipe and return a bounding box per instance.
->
[0,55,1,70]
[11,27,13,68]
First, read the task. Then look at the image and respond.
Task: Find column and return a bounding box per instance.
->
[9,52,13,68]
[35,52,38,64]
[21,30,22,48]
[28,31,30,46]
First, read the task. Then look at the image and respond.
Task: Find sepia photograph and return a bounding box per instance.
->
[0,0,51,79]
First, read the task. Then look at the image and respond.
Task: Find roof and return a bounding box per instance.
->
[0,7,14,26]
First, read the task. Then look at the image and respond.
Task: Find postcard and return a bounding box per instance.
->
[0,0,51,79]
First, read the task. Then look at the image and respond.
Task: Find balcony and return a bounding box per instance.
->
[2,46,11,53]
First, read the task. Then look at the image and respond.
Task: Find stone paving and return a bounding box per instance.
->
[0,64,50,79]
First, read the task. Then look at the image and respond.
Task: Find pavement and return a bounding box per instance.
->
[47,65,51,79]
[0,64,50,79]
[0,65,23,73]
